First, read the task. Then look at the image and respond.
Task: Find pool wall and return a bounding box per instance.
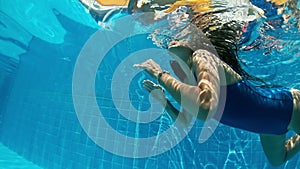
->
[0,14,103,169]
[0,53,19,136]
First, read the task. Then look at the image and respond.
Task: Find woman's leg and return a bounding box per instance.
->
[260,134,287,166]
[260,134,300,166]
[285,134,300,160]
[290,89,300,133]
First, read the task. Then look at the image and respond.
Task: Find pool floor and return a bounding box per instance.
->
[0,143,42,169]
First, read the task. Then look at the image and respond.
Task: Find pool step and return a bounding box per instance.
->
[0,143,43,169]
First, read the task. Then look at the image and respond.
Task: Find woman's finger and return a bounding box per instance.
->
[143,84,152,93]
[143,80,163,92]
[143,80,164,91]
[133,63,146,68]
[134,59,158,68]
[143,80,155,90]
[134,59,162,78]
[134,59,151,66]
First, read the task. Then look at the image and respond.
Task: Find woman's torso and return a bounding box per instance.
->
[191,49,294,135]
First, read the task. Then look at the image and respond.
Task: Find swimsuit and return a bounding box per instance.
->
[216,80,293,135]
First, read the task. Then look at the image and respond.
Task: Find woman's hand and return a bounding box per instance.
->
[134,60,166,105]
[142,80,166,106]
[133,59,162,78]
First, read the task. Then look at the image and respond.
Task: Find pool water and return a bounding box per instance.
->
[1,0,300,169]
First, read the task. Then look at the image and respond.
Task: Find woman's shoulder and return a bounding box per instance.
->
[192,49,242,85]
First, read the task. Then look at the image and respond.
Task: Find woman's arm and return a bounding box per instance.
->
[142,80,193,128]
[135,49,221,121]
[158,72,215,121]
[158,50,221,121]
[164,100,193,128]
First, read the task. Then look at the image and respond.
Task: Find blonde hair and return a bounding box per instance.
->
[165,0,213,13]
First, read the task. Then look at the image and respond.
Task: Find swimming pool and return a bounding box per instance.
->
[1,0,300,169]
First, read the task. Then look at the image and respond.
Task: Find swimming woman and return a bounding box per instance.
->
[134,39,300,167]
[132,0,300,167]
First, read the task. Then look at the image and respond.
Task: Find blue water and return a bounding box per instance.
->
[1,0,300,169]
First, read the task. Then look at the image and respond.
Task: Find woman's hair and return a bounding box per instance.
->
[190,11,264,83]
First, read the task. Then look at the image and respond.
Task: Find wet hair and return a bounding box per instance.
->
[190,12,265,84]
